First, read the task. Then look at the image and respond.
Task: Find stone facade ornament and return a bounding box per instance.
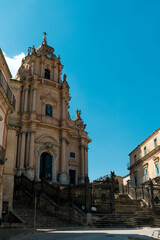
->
[45,142,53,149]
[40,92,57,107]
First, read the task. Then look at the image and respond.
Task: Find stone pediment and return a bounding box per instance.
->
[36,134,59,146]
[40,92,57,107]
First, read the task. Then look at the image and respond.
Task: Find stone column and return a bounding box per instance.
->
[13,133,18,170]
[61,95,66,126]
[32,86,37,112]
[31,61,34,75]
[21,88,25,113]
[0,165,4,221]
[51,65,55,81]
[79,145,85,184]
[23,86,29,112]
[84,147,88,176]
[19,131,26,172]
[40,61,43,78]
[27,131,35,180]
[25,132,30,168]
[58,64,62,84]
[61,137,66,171]
[16,133,21,169]
[59,137,69,184]
[81,146,85,176]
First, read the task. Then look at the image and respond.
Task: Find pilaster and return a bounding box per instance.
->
[84,147,88,176]
[19,131,26,171]
[79,145,85,184]
[27,131,35,180]
[59,136,69,184]
[23,85,29,113]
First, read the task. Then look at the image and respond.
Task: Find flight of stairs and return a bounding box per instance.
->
[115,194,145,214]
[93,194,160,228]
[12,200,74,228]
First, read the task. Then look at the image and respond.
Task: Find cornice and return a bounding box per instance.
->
[128,146,160,170]
[129,128,160,156]
[8,125,19,131]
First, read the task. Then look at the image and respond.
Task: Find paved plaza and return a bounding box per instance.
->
[4,228,160,240]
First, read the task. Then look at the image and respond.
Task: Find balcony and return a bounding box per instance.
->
[0,70,15,110]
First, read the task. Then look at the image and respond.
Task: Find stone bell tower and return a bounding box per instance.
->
[6,33,91,184]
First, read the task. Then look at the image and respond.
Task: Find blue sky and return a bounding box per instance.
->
[1,0,160,181]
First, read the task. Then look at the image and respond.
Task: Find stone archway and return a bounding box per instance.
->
[40,152,52,180]
[35,135,59,182]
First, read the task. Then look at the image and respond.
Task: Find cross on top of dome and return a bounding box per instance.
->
[43,32,47,44]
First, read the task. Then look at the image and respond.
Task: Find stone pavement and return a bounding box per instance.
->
[0,229,36,240]
[4,228,160,240]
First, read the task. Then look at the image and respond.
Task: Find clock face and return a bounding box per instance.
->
[46,52,52,59]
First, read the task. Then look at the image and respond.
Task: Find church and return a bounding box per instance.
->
[2,34,91,212]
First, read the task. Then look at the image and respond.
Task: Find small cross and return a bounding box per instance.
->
[43,32,47,36]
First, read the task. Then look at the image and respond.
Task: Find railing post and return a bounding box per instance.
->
[127,181,130,195]
[142,186,144,199]
[85,175,90,212]
[56,186,60,205]
[122,184,124,194]
[135,187,137,200]
[68,184,72,206]
[149,179,154,210]
[110,182,115,213]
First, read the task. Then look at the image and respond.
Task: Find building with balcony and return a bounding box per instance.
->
[0,49,15,222]
[128,128,160,187]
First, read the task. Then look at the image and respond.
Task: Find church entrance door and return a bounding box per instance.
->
[40,152,52,180]
[69,170,76,184]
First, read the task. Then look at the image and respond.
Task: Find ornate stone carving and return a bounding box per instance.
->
[40,92,57,107]
[68,159,78,167]
[74,109,86,130]
[16,62,31,79]
[45,142,53,149]
[62,74,69,90]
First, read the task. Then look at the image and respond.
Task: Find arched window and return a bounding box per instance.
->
[45,104,52,117]
[45,69,50,79]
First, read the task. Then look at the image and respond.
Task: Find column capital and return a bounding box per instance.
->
[79,144,85,149]
[60,136,69,144]
[24,86,29,91]
[31,85,38,91]
[51,64,56,69]
[20,130,27,134]
[30,130,36,134]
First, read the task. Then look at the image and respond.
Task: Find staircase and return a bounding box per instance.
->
[92,193,160,228]
[115,194,147,214]
[12,200,72,228]
[11,175,85,227]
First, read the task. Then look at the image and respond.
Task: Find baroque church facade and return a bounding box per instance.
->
[5,35,91,198]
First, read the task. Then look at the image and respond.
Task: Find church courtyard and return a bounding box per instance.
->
[3,228,160,240]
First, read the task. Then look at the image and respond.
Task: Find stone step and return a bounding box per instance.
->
[12,200,73,228]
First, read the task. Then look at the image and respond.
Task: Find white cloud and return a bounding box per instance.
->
[3,52,25,78]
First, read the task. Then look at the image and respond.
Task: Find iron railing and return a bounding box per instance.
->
[0,70,15,109]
